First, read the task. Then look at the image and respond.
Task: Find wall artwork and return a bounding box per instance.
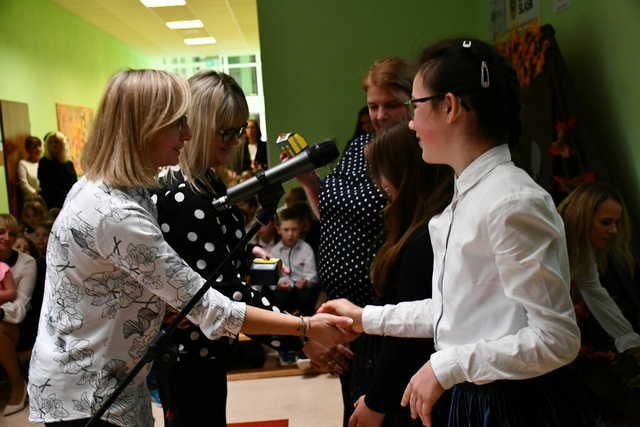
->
[55,103,93,175]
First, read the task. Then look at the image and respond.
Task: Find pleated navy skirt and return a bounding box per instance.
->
[446,367,595,427]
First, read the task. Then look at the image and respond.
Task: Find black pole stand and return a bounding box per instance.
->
[85,183,285,427]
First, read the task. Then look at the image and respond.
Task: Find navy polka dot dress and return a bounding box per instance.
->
[319,133,386,307]
[151,169,300,359]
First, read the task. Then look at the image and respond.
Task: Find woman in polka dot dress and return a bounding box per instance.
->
[28,70,352,427]
[151,71,312,426]
[294,57,415,425]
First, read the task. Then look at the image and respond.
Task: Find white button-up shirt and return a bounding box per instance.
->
[363,144,580,390]
[576,253,640,352]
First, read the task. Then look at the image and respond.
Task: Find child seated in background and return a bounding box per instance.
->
[269,207,318,316]
[33,220,53,259]
[0,261,17,304]
[252,217,279,253]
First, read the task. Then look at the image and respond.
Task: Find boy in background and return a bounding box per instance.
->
[269,207,318,315]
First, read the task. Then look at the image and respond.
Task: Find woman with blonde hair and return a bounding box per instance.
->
[152,70,307,426]
[38,131,77,209]
[27,69,352,427]
[558,181,640,424]
[0,213,37,416]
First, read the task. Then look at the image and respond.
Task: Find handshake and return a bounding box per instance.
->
[301,299,364,374]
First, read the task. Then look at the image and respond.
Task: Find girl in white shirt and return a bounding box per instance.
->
[320,38,589,427]
[28,69,353,427]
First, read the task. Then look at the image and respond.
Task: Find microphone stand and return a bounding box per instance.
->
[85,183,285,427]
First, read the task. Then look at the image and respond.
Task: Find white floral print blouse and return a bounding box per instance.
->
[28,177,246,426]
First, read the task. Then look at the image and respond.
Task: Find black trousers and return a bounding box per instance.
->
[155,355,228,427]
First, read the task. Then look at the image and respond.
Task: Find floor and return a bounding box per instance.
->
[1,373,343,427]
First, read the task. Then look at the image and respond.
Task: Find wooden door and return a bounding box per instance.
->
[0,100,31,217]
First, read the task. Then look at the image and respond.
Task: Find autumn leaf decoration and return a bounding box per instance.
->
[496,20,550,87]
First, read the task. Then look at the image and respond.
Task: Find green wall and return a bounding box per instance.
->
[0,0,154,213]
[257,0,484,178]
[473,0,640,219]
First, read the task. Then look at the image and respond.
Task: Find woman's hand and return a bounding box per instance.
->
[279,151,320,188]
[302,341,353,376]
[349,395,385,427]
[307,313,356,347]
[317,298,364,333]
[625,346,640,364]
[401,361,444,427]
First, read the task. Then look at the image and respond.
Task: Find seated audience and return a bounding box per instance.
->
[0,214,37,416]
[18,136,42,200]
[20,199,47,241]
[12,235,34,255]
[269,207,318,315]
[38,131,77,209]
[558,181,640,425]
[33,220,52,259]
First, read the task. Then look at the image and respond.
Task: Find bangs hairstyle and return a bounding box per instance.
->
[44,132,69,163]
[362,57,415,101]
[82,69,190,187]
[417,38,521,146]
[180,70,249,193]
[0,214,19,236]
[558,182,634,277]
[366,122,453,295]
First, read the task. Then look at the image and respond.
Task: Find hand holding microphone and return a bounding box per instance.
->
[212,139,338,210]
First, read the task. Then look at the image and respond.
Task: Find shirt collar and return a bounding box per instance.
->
[454,144,511,198]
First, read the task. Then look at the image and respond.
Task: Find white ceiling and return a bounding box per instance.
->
[51,0,260,57]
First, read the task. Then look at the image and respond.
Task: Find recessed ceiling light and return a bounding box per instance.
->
[184,37,216,45]
[140,0,186,7]
[166,20,203,29]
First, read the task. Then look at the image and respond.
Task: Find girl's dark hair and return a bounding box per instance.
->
[25,136,42,151]
[418,38,521,146]
[366,122,453,295]
[247,119,262,140]
[351,106,371,141]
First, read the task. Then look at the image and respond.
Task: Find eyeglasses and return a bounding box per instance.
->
[174,115,189,134]
[218,124,247,142]
[404,95,443,117]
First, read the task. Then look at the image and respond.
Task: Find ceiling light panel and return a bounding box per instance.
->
[184,36,216,45]
[140,0,186,7]
[166,19,204,29]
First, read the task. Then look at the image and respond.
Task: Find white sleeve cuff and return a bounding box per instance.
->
[615,331,640,353]
[362,305,386,335]
[430,347,466,390]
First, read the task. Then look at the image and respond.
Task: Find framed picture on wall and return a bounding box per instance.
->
[55,103,94,175]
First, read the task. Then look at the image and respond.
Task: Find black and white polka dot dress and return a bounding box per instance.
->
[318,133,386,307]
[151,169,300,360]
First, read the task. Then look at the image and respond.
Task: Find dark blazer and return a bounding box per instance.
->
[38,157,77,209]
[230,139,268,173]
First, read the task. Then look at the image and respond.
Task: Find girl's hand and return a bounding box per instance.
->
[349,395,385,427]
[401,361,444,427]
[307,313,355,347]
[317,298,364,333]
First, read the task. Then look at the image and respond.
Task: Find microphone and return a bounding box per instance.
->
[212,139,339,210]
